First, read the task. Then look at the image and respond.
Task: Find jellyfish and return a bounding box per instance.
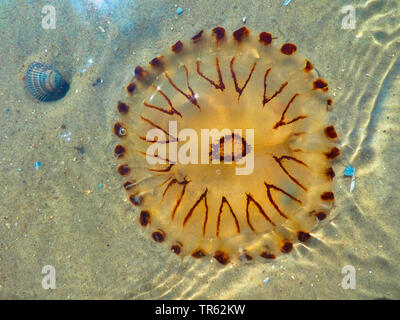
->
[113,27,339,265]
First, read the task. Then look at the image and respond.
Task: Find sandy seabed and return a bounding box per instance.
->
[0,0,399,299]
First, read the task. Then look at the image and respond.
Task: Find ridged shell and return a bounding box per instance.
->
[25,62,69,102]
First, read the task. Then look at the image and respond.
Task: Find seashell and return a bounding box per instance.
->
[25,62,69,102]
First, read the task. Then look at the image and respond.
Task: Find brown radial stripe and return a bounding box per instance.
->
[262,67,288,106]
[183,189,208,236]
[230,57,256,100]
[217,196,240,237]
[196,57,225,91]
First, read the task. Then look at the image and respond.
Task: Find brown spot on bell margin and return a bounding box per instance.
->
[123,181,135,191]
[281,241,293,253]
[214,251,230,265]
[324,147,340,159]
[113,122,127,138]
[298,231,311,242]
[260,251,276,259]
[117,164,130,176]
[316,212,327,221]
[325,167,335,179]
[129,194,143,206]
[171,40,183,53]
[242,252,253,260]
[117,101,129,114]
[171,243,182,255]
[324,125,338,139]
[134,66,147,79]
[152,230,165,242]
[313,78,328,91]
[126,82,136,94]
[192,249,206,258]
[191,30,203,43]
[304,60,313,72]
[233,26,249,41]
[327,98,333,106]
[259,32,273,45]
[212,27,225,40]
[139,210,150,226]
[149,56,163,67]
[114,144,126,158]
[281,43,297,55]
[321,192,334,201]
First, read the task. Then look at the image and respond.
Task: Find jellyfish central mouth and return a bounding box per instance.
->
[209,133,250,162]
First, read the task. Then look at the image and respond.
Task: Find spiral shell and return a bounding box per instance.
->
[25,62,69,102]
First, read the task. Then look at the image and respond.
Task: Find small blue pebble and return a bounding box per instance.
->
[97,183,103,189]
[176,7,183,15]
[344,166,355,176]
[34,161,41,169]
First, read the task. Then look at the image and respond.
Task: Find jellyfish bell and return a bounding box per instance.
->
[113,27,339,265]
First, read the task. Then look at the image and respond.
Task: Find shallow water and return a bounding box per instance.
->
[0,0,399,299]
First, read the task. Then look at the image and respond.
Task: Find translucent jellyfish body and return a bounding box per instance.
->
[113,27,339,265]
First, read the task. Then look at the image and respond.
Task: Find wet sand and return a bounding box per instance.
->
[0,0,399,299]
